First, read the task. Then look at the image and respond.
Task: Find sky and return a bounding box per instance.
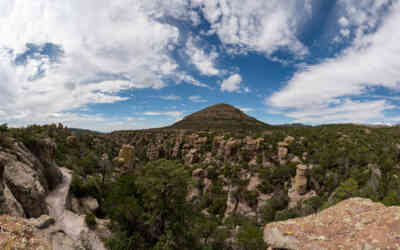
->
[1,0,400,131]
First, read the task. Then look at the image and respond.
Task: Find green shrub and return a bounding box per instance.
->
[85,213,97,229]
[0,133,12,148]
[274,208,297,221]
[236,223,267,250]
[0,124,8,133]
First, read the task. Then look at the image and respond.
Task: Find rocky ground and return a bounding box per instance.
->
[264,198,400,250]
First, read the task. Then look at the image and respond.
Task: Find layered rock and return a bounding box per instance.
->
[0,139,62,218]
[264,198,400,249]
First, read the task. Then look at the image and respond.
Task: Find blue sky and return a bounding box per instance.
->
[1,0,400,131]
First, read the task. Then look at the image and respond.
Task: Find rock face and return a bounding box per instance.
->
[0,139,62,218]
[113,144,135,170]
[0,214,52,250]
[264,198,400,249]
[294,164,308,195]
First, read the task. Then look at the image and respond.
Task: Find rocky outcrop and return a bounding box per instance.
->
[264,198,400,249]
[0,139,62,218]
[294,164,308,195]
[113,144,135,170]
[278,136,294,163]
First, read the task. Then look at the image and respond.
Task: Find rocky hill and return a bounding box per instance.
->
[169,103,269,131]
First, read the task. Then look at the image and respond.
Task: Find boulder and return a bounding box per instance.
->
[81,196,99,213]
[264,198,400,249]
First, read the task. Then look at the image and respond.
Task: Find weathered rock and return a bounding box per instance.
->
[294,164,308,195]
[0,160,25,217]
[247,175,261,192]
[66,134,77,145]
[264,198,400,249]
[192,168,208,178]
[113,144,135,170]
[224,138,240,159]
[185,148,199,165]
[3,158,48,217]
[146,143,160,161]
[0,214,52,249]
[278,147,288,161]
[1,183,25,217]
[29,214,55,229]
[81,196,99,213]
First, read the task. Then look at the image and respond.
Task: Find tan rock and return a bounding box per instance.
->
[278,147,288,161]
[192,168,208,178]
[294,164,308,195]
[264,198,400,249]
[80,196,99,213]
[0,214,52,249]
[66,134,77,145]
[113,144,135,169]
[247,175,261,192]
[185,148,199,165]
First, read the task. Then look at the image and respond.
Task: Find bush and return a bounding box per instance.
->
[0,133,12,148]
[85,213,97,229]
[0,124,8,133]
[236,223,267,250]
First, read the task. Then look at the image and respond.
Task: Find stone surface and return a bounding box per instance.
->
[0,139,61,218]
[29,215,55,229]
[81,196,99,213]
[0,214,52,250]
[113,144,135,170]
[294,164,308,195]
[264,198,400,249]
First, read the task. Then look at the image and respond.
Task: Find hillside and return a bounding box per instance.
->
[3,120,400,249]
[169,103,270,131]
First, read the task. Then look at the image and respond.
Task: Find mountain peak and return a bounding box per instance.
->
[170,103,269,130]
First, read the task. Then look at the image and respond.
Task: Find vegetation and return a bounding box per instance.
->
[7,119,400,249]
[85,213,97,229]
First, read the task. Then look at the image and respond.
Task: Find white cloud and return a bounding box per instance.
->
[0,0,210,127]
[194,0,311,57]
[282,99,393,124]
[221,74,244,92]
[144,111,183,119]
[335,0,391,42]
[238,107,254,113]
[188,95,207,103]
[160,95,181,101]
[186,36,220,76]
[267,1,400,124]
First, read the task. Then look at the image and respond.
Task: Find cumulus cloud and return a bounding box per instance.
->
[193,0,312,57]
[267,1,400,124]
[0,0,208,128]
[221,74,244,92]
[186,36,220,76]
